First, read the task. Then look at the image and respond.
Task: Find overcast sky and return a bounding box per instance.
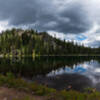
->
[0,0,100,47]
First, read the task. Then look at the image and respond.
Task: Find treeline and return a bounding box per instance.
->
[0,28,99,56]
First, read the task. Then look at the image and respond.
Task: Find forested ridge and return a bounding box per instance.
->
[0,28,100,56]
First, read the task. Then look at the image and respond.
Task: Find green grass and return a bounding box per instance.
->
[13,96,35,100]
[47,90,100,100]
[0,72,56,96]
[0,72,100,100]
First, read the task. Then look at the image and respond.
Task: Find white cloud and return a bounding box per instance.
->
[46,0,100,47]
[0,0,100,47]
[0,20,9,32]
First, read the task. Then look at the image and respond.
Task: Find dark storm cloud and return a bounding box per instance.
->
[56,3,92,33]
[0,0,92,34]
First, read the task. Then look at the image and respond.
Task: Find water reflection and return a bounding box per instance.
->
[47,60,100,77]
[0,56,100,91]
[46,59,100,90]
[47,65,87,76]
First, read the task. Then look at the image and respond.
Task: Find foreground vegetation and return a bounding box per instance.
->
[0,28,100,57]
[0,72,100,100]
[0,73,56,96]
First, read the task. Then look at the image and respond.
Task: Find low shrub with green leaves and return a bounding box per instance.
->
[0,72,100,100]
[47,90,100,100]
[0,72,56,96]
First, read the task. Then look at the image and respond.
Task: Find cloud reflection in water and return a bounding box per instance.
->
[47,60,100,87]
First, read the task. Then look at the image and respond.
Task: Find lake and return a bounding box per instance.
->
[0,56,100,91]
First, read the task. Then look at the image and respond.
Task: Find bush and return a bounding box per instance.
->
[0,73,100,100]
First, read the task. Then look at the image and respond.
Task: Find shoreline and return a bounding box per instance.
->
[0,73,99,100]
[1,54,100,58]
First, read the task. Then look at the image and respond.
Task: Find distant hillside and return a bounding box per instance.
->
[0,28,99,57]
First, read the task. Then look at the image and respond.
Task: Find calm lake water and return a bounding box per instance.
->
[1,56,100,91]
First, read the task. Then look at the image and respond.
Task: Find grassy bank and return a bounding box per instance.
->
[0,73,56,96]
[0,73,100,100]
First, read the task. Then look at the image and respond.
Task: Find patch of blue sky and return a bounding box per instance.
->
[75,35,87,41]
[73,66,87,73]
[65,66,87,74]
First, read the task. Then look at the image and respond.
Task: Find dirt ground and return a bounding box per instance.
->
[0,87,45,100]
